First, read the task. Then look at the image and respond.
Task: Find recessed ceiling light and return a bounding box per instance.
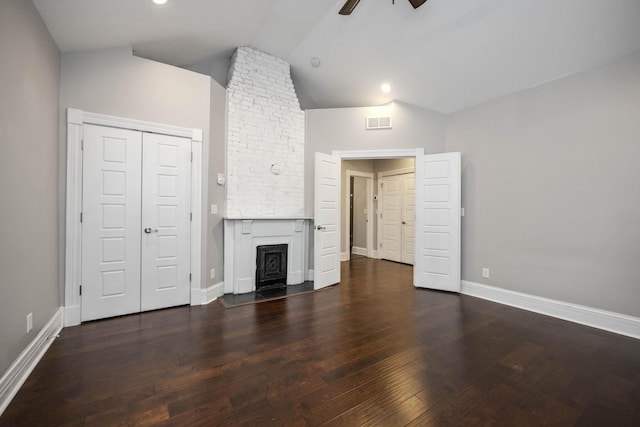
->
[381,83,391,93]
[152,0,168,5]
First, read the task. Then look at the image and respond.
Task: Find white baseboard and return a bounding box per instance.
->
[461,281,640,339]
[351,246,367,256]
[340,252,349,261]
[0,307,63,415]
[371,250,379,259]
[202,282,224,305]
[306,269,314,281]
[191,282,224,306]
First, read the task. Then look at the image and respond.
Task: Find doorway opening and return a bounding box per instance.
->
[341,158,415,265]
[343,168,374,261]
[315,148,460,293]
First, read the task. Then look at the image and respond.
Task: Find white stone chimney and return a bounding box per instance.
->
[226,47,305,217]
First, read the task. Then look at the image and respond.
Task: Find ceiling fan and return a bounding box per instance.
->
[339,0,428,15]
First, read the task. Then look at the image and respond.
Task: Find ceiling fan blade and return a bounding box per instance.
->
[339,0,361,15]
[408,0,428,9]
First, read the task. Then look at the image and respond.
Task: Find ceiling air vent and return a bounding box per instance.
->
[366,116,392,130]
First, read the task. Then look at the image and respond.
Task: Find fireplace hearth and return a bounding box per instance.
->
[256,244,288,291]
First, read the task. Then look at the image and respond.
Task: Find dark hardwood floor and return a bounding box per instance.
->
[2,258,640,426]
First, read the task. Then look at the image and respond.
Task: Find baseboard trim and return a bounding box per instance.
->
[0,307,63,415]
[340,252,349,262]
[461,281,640,339]
[352,246,367,256]
[63,305,80,327]
[306,269,314,281]
[202,282,224,305]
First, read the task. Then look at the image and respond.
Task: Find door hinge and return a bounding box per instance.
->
[80,212,83,223]
[191,152,193,162]
[190,212,193,221]
[380,243,382,248]
[81,140,84,150]
[79,285,82,296]
[189,274,192,282]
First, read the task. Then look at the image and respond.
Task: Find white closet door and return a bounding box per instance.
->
[381,176,402,262]
[381,173,414,265]
[401,173,415,265]
[140,133,192,311]
[81,125,142,321]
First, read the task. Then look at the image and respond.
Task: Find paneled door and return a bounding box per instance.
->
[81,125,142,321]
[82,125,191,321]
[414,152,461,292]
[314,152,340,290]
[401,175,415,264]
[140,133,191,311]
[381,173,415,265]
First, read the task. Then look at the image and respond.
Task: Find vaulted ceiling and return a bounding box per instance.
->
[34,0,640,113]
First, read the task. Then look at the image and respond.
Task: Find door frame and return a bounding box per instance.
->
[64,108,203,326]
[344,169,374,260]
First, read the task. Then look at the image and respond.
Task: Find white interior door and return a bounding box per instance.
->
[381,173,414,265]
[81,125,142,321]
[140,133,191,311]
[414,152,461,292]
[401,173,415,264]
[381,176,402,262]
[314,152,340,290]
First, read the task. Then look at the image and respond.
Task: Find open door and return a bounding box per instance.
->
[414,152,461,292]
[314,152,340,290]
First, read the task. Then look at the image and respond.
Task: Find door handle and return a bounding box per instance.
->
[402,221,406,225]
[144,227,158,234]
[315,225,326,231]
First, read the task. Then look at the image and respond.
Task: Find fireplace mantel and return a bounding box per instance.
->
[223,218,313,294]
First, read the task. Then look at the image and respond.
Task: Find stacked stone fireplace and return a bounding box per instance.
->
[224,47,309,295]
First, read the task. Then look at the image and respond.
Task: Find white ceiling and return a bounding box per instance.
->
[33,0,640,113]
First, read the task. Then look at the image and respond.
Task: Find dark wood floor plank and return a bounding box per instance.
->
[2,257,640,426]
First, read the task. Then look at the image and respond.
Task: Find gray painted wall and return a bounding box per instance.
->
[340,160,374,255]
[207,82,227,288]
[59,47,224,298]
[305,101,447,217]
[446,50,640,317]
[0,0,61,374]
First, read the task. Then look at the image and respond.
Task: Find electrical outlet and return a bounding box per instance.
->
[27,312,33,333]
[210,204,218,215]
[210,268,216,280]
[482,268,490,279]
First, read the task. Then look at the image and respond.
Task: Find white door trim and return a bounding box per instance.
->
[332,148,424,160]
[64,108,203,326]
[344,170,374,260]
